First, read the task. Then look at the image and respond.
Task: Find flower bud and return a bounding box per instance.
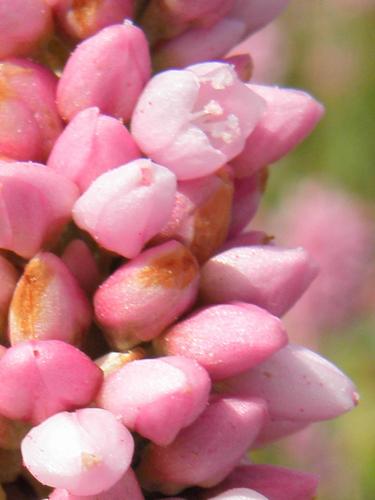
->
[0,340,103,424]
[73,159,177,258]
[0,255,19,338]
[22,408,134,496]
[154,169,234,263]
[0,0,52,58]
[53,0,134,40]
[199,245,318,317]
[229,0,290,36]
[47,107,140,192]
[57,22,151,122]
[94,241,199,349]
[204,464,319,500]
[8,252,92,345]
[131,62,266,180]
[231,85,324,177]
[154,303,287,381]
[0,59,63,161]
[97,356,211,445]
[61,239,101,295]
[0,162,79,258]
[138,396,267,494]
[252,418,308,448]
[218,344,359,421]
[209,488,268,500]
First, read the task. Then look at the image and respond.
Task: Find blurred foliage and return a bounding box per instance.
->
[253,2,375,499]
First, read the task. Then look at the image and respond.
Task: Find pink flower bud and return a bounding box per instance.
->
[0,255,19,338]
[53,0,134,40]
[97,356,211,445]
[219,344,359,421]
[199,245,318,317]
[154,169,234,263]
[231,85,324,177]
[209,488,268,499]
[0,59,63,161]
[49,468,144,500]
[205,464,319,500]
[22,408,134,496]
[131,62,266,180]
[94,241,199,349]
[252,418,308,448]
[0,340,103,424]
[138,396,267,494]
[61,239,101,295]
[228,170,267,237]
[73,159,177,258]
[0,162,79,258]
[47,107,140,192]
[154,303,287,380]
[0,0,52,58]
[57,23,151,122]
[8,252,92,345]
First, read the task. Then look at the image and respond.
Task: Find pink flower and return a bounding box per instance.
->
[97,356,211,445]
[73,159,177,258]
[0,59,63,161]
[131,62,266,180]
[0,340,103,424]
[47,107,140,192]
[94,240,199,349]
[8,252,92,346]
[57,22,151,122]
[154,302,287,380]
[21,408,134,495]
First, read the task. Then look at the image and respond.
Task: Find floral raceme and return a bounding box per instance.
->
[0,1,357,499]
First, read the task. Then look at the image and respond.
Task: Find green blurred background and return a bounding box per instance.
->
[250,1,375,499]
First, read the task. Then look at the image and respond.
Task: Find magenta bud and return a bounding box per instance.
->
[73,159,177,259]
[95,240,199,349]
[231,85,325,177]
[0,255,19,337]
[97,356,211,446]
[204,464,319,500]
[8,252,92,345]
[155,169,234,263]
[57,22,151,122]
[53,0,135,40]
[199,245,319,317]
[131,62,265,180]
[0,59,63,161]
[61,239,101,295]
[47,107,140,192]
[137,396,267,494]
[219,344,359,422]
[228,170,267,237]
[0,0,52,58]
[49,468,144,500]
[155,303,287,381]
[0,340,103,424]
[22,408,134,496]
[0,162,79,258]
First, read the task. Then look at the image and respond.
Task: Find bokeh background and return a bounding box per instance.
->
[243,1,375,499]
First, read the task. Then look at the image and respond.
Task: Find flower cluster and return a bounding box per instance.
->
[0,1,359,499]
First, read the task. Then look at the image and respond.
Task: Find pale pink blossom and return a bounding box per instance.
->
[131,62,266,180]
[137,397,267,494]
[8,252,92,346]
[48,107,140,192]
[155,303,287,380]
[0,340,103,424]
[94,240,199,349]
[97,356,211,445]
[21,408,134,495]
[73,159,177,258]
[57,22,151,122]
